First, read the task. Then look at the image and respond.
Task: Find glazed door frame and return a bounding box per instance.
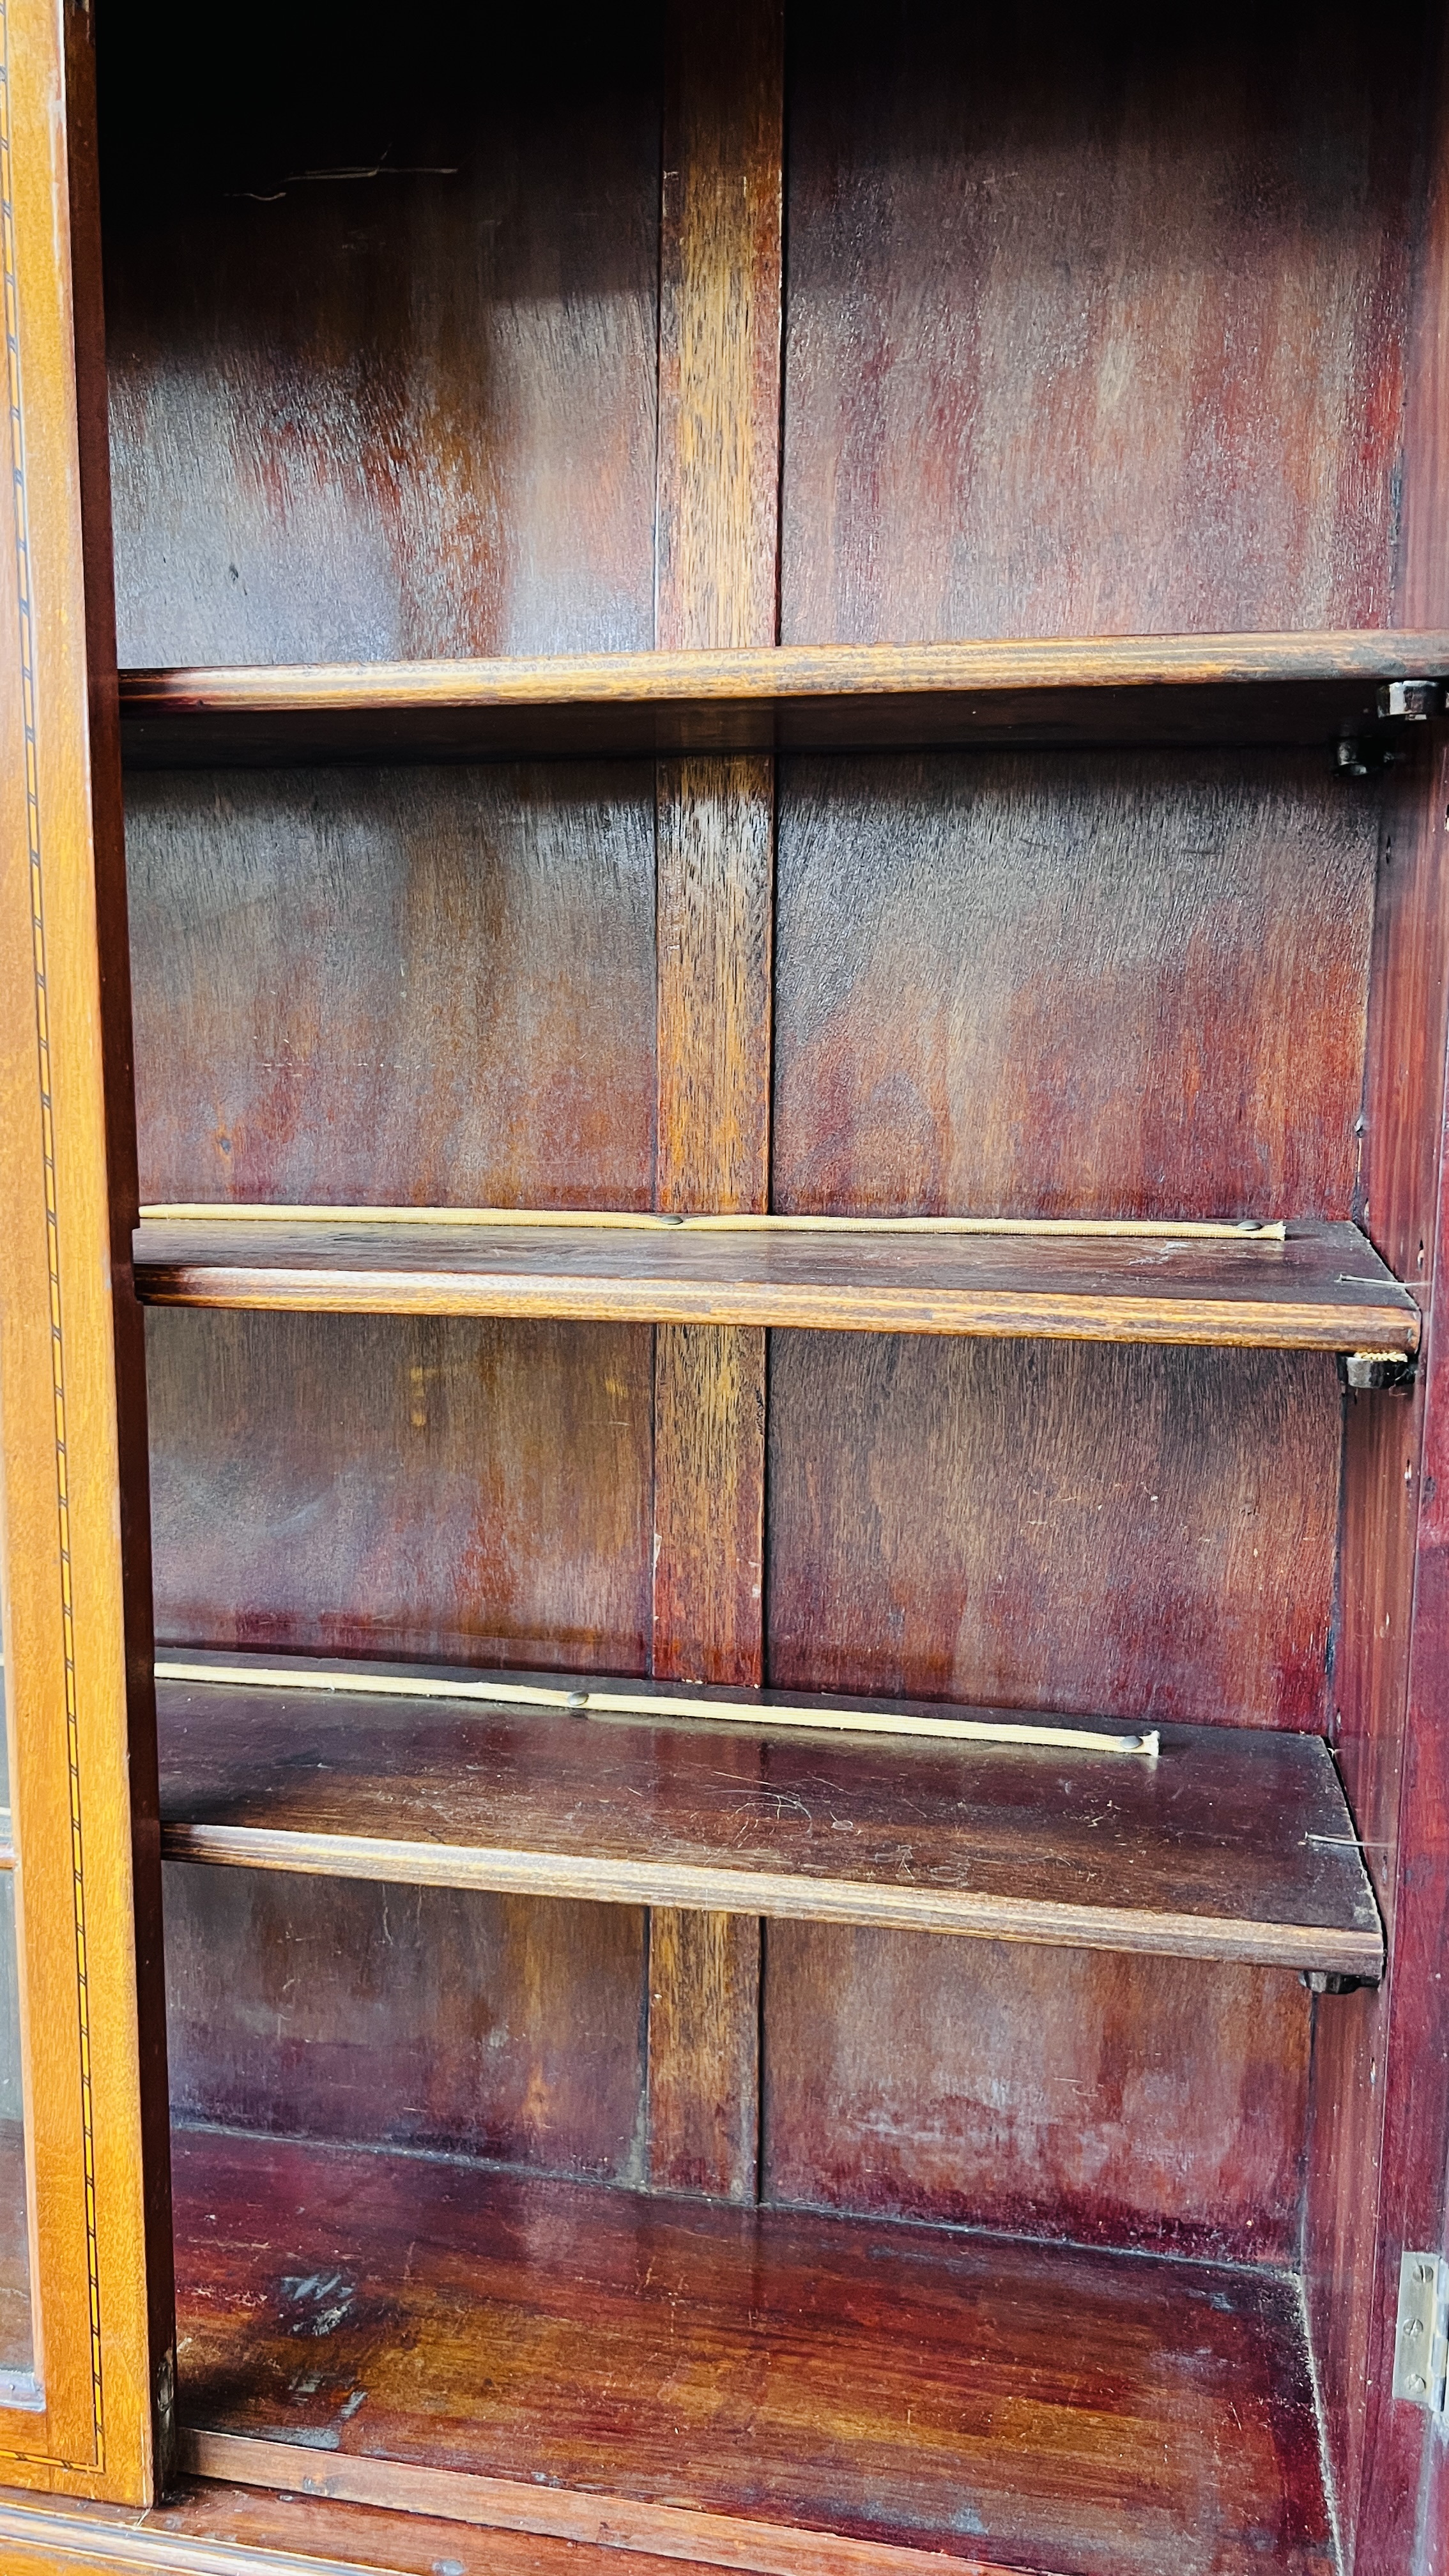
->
[0,0,170,2505]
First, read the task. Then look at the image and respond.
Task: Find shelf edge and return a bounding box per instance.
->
[158,1821,1384,1977]
[132,1263,1420,1354]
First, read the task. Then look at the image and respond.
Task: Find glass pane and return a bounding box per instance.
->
[0,1648,33,2376]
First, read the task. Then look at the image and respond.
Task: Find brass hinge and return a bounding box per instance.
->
[1392,2253,1448,2414]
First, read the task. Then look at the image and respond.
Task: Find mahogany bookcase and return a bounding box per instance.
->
[0,1,1447,2571]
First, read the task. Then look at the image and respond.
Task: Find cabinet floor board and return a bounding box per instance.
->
[168,2128,1335,2576]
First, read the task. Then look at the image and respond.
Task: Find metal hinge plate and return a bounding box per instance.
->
[1392,2252,1448,2414]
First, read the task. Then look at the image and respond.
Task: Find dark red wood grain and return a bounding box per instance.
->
[146,1309,652,1672]
[170,2126,1335,2576]
[781,0,1422,642]
[145,1304,656,2187]
[82,8,1449,2562]
[130,1217,1418,1357]
[150,1661,1380,1970]
[1344,755,1449,2569]
[164,1867,647,2183]
[767,1336,1340,1729]
[761,1931,1310,2267]
[772,751,1379,1225]
[125,765,656,1211]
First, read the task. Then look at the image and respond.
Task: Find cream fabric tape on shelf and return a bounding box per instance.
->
[139,1204,1287,1243]
[153,1658,1160,1758]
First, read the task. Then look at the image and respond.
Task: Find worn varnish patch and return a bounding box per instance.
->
[763,1928,1311,2264]
[102,3,661,664]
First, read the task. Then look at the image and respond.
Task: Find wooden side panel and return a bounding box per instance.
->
[763,1929,1310,2267]
[647,0,782,2202]
[1317,790,1449,2564]
[125,765,657,1210]
[100,1,661,665]
[165,1869,647,2184]
[781,0,1420,643]
[773,751,1379,1224]
[1303,17,1449,2560]
[769,1336,1340,1730]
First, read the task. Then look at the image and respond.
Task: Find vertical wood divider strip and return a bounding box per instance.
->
[648,0,783,2202]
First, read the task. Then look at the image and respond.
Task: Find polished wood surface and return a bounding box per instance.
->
[781,0,1421,641]
[131,1216,1416,1350]
[146,1310,653,1672]
[1346,753,1449,2553]
[167,2128,1335,2576]
[151,1657,1380,1972]
[57,0,1449,2561]
[1296,22,1449,2545]
[165,1866,648,2184]
[0,2478,695,2576]
[118,634,1449,765]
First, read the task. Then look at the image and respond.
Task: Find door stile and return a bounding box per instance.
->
[0,0,171,2503]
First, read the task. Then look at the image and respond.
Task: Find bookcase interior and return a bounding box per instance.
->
[88,0,1449,2568]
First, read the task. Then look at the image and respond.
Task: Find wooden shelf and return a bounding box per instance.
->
[155,1650,1383,1977]
[118,631,1449,765]
[132,1213,1419,1354]
[172,2126,1336,2576]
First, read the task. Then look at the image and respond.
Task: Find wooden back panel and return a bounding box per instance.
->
[774,751,1379,1223]
[126,765,656,1209]
[101,1,661,666]
[768,1337,1340,1730]
[165,1869,648,2184]
[762,1931,1310,2267]
[782,0,1422,642]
